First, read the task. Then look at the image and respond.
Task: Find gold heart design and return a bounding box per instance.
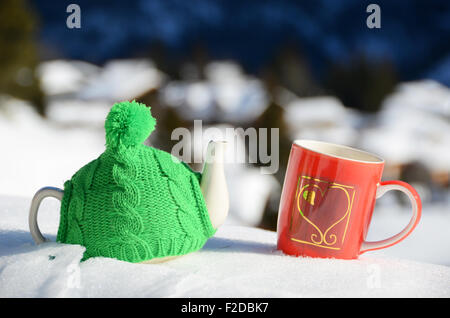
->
[295,179,354,248]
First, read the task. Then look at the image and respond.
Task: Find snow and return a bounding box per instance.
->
[37,59,164,102]
[78,59,165,101]
[282,81,450,173]
[205,62,268,122]
[360,81,450,171]
[37,60,100,96]
[45,99,111,127]
[283,96,361,146]
[284,96,350,126]
[160,61,269,123]
[0,195,449,297]
[225,167,279,226]
[367,203,450,266]
[0,97,105,198]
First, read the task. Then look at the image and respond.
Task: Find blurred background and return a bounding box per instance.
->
[1,0,449,265]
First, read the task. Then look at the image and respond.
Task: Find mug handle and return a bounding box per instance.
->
[29,187,64,244]
[360,180,422,254]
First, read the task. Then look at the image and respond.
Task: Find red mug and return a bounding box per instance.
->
[277,140,421,259]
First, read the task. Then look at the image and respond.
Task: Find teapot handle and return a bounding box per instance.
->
[29,187,64,244]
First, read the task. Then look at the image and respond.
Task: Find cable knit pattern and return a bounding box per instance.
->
[57,158,98,246]
[110,146,149,262]
[56,101,215,263]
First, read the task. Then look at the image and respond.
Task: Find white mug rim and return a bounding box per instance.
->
[293,139,385,165]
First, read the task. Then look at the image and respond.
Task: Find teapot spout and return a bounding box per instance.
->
[200,141,229,229]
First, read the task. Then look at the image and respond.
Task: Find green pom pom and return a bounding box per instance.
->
[105,100,156,148]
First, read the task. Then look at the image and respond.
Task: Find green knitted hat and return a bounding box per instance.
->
[56,100,215,263]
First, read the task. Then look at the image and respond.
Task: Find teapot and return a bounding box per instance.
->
[29,101,229,263]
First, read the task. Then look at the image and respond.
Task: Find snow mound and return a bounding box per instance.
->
[361,80,450,171]
[78,59,165,101]
[0,97,105,197]
[160,61,269,123]
[37,60,100,96]
[0,195,449,297]
[284,96,361,146]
